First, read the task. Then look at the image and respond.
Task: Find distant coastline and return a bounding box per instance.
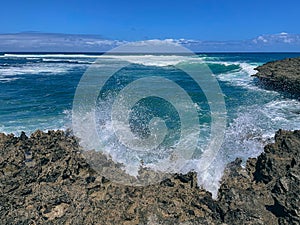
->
[1,32,300,52]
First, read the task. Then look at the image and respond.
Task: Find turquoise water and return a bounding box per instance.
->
[1,52,300,195]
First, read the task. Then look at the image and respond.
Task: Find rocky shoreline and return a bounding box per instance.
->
[1,57,300,224]
[0,129,299,224]
[253,57,300,98]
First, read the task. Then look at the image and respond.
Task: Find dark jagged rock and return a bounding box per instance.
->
[0,130,220,225]
[218,130,300,225]
[0,129,299,224]
[253,57,300,98]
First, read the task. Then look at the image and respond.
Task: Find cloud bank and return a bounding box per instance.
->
[0,32,300,52]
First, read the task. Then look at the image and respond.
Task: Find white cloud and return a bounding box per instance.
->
[0,32,300,52]
[280,32,288,35]
[0,33,126,52]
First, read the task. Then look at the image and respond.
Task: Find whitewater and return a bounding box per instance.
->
[1,52,300,197]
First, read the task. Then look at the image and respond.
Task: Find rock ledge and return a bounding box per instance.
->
[253,57,300,98]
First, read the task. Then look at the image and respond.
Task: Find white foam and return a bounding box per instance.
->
[214,61,268,90]
[42,58,93,64]
[0,62,88,78]
[1,53,206,68]
[263,99,300,130]
[2,54,299,199]
[1,53,101,58]
[195,97,300,197]
[0,77,19,82]
[0,55,93,82]
[101,54,205,67]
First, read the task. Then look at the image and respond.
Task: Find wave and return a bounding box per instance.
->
[0,64,70,76]
[198,97,300,196]
[1,53,102,58]
[213,61,266,90]
[3,97,297,197]
[1,54,255,72]
[95,54,205,67]
[0,62,89,81]
[223,98,300,159]
[206,63,240,74]
[1,53,299,197]
[263,99,300,130]
[1,54,207,67]
[0,77,19,83]
[0,109,71,136]
[42,58,93,64]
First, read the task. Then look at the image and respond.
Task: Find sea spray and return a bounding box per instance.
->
[1,52,300,196]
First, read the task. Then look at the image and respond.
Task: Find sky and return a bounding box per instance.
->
[1,0,299,41]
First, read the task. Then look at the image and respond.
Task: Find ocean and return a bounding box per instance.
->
[1,52,300,196]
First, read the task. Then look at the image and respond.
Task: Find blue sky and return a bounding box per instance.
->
[1,0,299,41]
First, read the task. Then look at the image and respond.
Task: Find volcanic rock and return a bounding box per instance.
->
[253,57,300,98]
[0,129,299,224]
